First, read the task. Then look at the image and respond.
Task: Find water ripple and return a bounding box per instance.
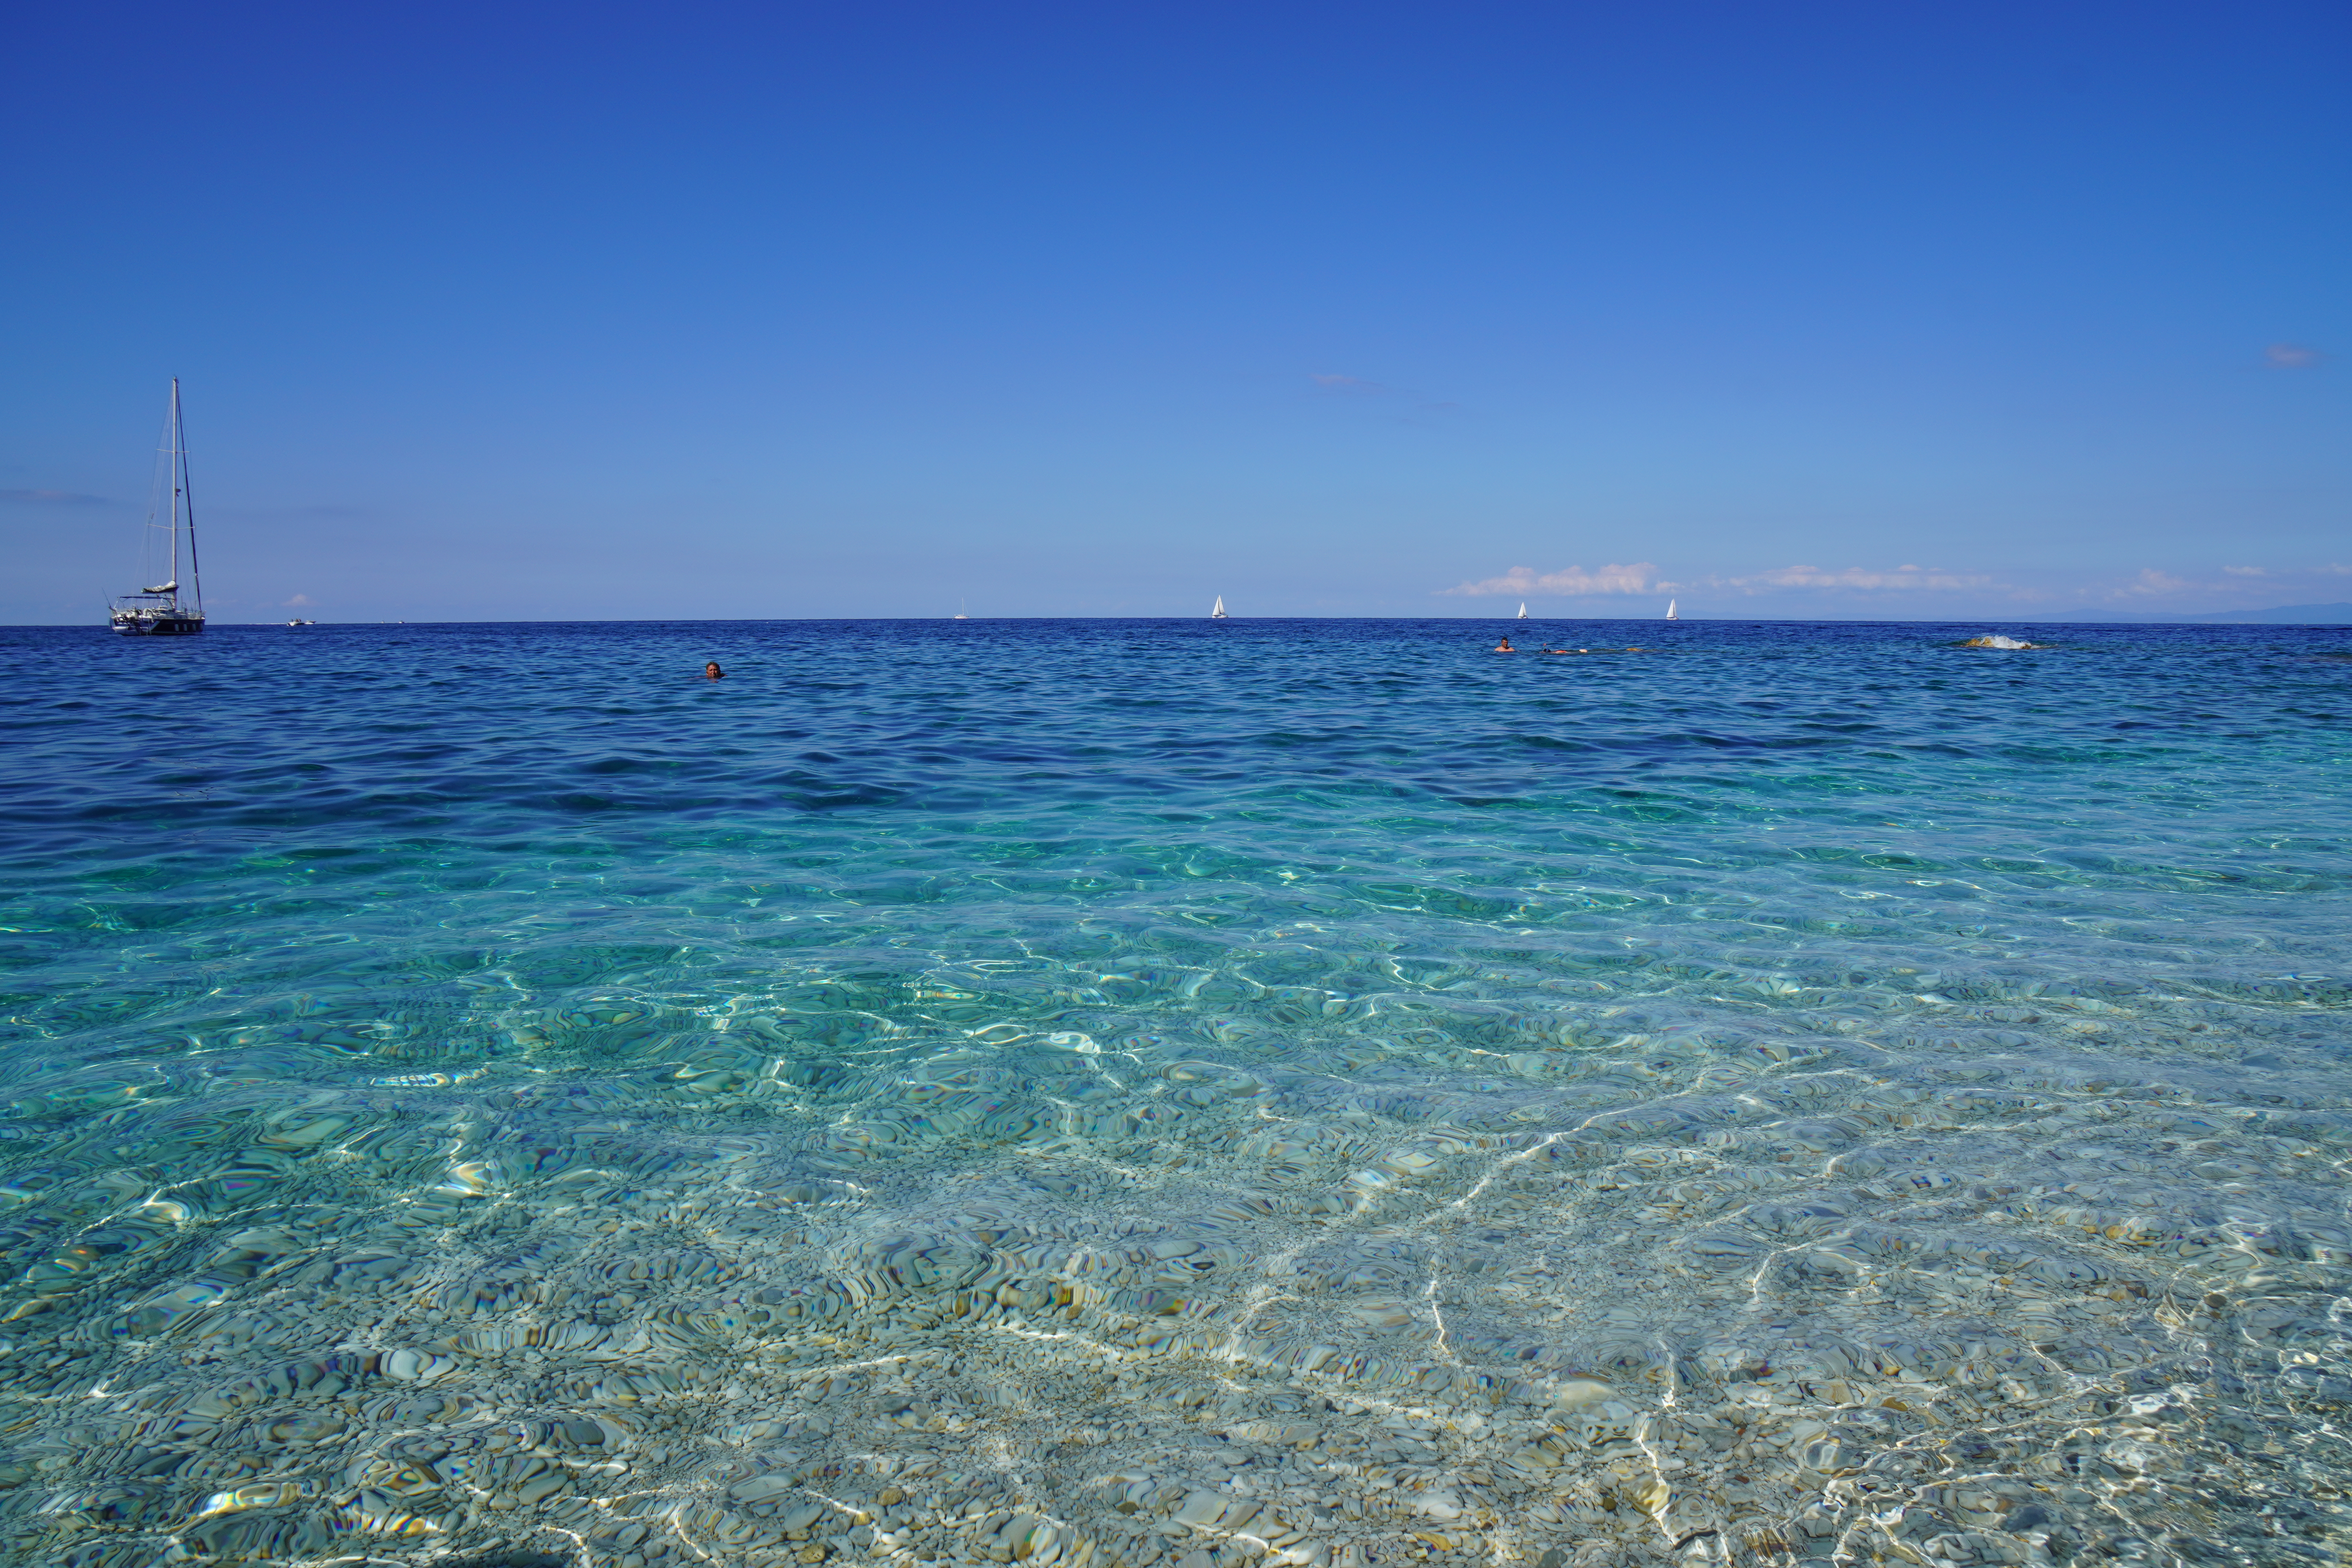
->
[0,619,2348,1567]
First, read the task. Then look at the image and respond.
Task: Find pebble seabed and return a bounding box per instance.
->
[5,975,2350,1568]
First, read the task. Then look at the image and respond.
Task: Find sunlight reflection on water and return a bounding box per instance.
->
[1,619,2348,1567]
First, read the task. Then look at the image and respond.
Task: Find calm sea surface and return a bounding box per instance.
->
[2,618,2349,1568]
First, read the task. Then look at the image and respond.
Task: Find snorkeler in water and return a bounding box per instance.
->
[704,662,725,679]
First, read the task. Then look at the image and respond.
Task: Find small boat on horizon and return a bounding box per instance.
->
[1210,595,1227,619]
[953,599,968,620]
[1665,599,1679,620]
[111,379,205,637]
[1517,602,1529,620]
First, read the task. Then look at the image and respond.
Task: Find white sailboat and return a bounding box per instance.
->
[1517,602,1529,620]
[111,379,205,637]
[1664,599,1679,621]
[953,599,968,620]
[1210,595,1227,619]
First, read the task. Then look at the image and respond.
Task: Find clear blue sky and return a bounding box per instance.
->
[3,1,2345,622]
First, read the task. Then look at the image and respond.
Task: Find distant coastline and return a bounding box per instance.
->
[2015,601,2352,624]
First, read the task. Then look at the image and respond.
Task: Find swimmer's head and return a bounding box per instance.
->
[704,661,724,679]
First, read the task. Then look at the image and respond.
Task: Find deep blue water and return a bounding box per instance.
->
[2,618,2349,1568]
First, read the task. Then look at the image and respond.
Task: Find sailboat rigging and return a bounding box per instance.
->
[1210,595,1227,619]
[953,599,968,620]
[1664,599,1679,621]
[111,380,205,637]
[1517,602,1529,620]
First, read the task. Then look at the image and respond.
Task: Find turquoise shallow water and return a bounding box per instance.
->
[2,618,2349,1568]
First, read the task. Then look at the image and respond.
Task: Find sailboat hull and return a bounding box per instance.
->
[111,610,204,636]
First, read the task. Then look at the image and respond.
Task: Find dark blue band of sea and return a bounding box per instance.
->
[2,617,2348,1568]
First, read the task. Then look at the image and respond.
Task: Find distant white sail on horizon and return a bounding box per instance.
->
[1665,599,1679,620]
[1517,602,1528,619]
[1210,595,1227,619]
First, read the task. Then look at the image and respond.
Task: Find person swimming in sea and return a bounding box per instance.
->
[1542,646,1589,654]
[1494,636,1515,652]
[704,661,725,679]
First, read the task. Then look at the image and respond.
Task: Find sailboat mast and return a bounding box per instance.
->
[165,380,182,600]
[175,379,202,616]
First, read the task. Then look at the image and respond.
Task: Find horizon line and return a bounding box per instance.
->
[8,610,2351,629]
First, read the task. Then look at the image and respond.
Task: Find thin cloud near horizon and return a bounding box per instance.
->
[1440,560,2352,607]
[0,488,109,506]
[1441,563,1658,597]
[1733,564,1994,592]
[1440,562,1987,597]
